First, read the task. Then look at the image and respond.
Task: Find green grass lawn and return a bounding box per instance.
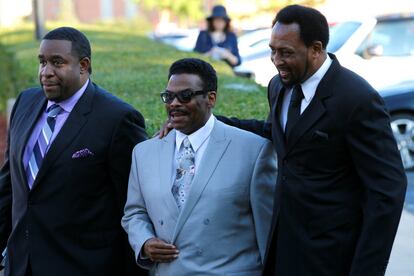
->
[0,23,269,135]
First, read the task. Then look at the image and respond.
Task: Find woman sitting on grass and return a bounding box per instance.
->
[194,5,241,67]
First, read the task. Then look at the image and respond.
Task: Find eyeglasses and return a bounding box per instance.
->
[160,89,206,104]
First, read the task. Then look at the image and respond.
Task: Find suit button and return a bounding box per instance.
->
[282,175,287,181]
[196,249,203,256]
[159,220,164,226]
[25,229,29,239]
[204,219,210,225]
[283,159,287,165]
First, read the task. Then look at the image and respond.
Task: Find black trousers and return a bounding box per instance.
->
[25,261,32,276]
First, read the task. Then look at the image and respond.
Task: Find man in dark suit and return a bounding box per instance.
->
[0,27,148,276]
[217,5,407,276]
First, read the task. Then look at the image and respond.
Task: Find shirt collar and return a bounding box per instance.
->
[47,79,89,113]
[300,56,332,103]
[175,114,215,153]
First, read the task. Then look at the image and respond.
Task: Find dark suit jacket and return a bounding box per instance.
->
[219,54,407,276]
[0,81,148,276]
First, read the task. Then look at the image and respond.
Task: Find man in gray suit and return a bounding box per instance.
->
[122,58,277,275]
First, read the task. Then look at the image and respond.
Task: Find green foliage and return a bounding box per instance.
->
[136,0,205,22]
[134,0,326,24]
[257,0,326,12]
[0,24,39,113]
[0,23,268,135]
[0,44,16,113]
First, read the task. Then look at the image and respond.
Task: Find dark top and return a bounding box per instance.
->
[0,81,148,276]
[218,54,407,276]
[194,30,241,66]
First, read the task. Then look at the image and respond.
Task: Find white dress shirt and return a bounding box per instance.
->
[280,56,332,130]
[172,114,215,183]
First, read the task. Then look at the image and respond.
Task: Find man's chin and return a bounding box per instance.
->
[171,122,184,132]
[280,78,298,89]
[44,91,62,102]
[171,123,193,135]
[170,115,187,126]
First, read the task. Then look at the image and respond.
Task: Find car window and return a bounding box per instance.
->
[328,21,362,53]
[357,18,414,57]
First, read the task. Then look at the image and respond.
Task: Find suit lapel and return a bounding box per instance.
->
[285,98,326,153]
[31,82,94,190]
[17,92,47,190]
[285,55,338,154]
[271,86,287,158]
[159,130,180,222]
[172,120,230,242]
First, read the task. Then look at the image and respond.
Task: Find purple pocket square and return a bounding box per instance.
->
[72,148,94,159]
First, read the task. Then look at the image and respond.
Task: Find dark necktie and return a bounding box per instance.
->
[285,84,304,138]
[26,104,62,188]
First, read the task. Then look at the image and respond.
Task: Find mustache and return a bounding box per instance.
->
[169,108,189,116]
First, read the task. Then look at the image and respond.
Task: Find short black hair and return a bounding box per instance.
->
[43,26,92,74]
[168,58,217,92]
[273,5,329,49]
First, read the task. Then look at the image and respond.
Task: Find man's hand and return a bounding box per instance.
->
[220,48,232,59]
[155,119,173,139]
[143,238,179,263]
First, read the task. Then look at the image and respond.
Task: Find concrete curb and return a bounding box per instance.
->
[386,209,414,275]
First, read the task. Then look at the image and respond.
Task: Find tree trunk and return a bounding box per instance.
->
[33,0,45,40]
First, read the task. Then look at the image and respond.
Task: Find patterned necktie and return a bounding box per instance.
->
[172,137,195,210]
[26,104,62,188]
[285,84,304,138]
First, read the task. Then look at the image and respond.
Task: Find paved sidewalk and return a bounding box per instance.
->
[386,209,414,276]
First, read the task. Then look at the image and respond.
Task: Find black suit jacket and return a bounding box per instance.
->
[0,81,148,276]
[219,54,407,276]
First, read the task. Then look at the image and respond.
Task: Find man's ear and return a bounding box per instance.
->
[311,41,324,57]
[207,91,217,108]
[79,57,91,74]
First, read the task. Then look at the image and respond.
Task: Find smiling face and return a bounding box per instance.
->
[38,39,90,102]
[166,73,216,135]
[269,22,322,87]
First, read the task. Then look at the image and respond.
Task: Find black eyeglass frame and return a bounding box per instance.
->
[160,89,207,104]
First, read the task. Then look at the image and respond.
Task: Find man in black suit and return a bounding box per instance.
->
[217,5,407,276]
[0,27,148,276]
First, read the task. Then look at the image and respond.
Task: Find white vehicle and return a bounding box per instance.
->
[235,28,274,86]
[234,13,414,89]
[237,28,272,57]
[151,28,199,52]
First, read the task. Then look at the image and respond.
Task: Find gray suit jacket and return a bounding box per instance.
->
[122,119,277,276]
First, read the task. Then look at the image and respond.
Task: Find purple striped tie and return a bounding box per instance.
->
[26,104,62,188]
